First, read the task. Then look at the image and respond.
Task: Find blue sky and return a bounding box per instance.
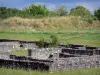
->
[0,0,100,13]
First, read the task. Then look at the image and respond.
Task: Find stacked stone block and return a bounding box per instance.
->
[0,40,38,52]
[0,52,10,59]
[50,56,100,71]
[28,48,61,60]
[0,39,100,71]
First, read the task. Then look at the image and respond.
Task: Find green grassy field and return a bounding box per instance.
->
[0,30,100,47]
[0,16,100,47]
[0,16,100,75]
[0,68,100,75]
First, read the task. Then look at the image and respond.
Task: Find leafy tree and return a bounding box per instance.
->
[70,6,91,17]
[23,4,50,17]
[0,5,50,19]
[0,7,8,18]
[56,5,68,16]
[0,7,22,19]
[94,8,100,20]
[50,5,68,16]
[7,8,21,17]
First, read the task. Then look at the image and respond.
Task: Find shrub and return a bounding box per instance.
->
[50,34,59,47]
[38,38,45,48]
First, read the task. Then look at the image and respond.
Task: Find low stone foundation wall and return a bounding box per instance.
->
[0,41,38,52]
[29,48,61,60]
[50,55,100,71]
[0,39,100,71]
[0,52,10,59]
[0,55,100,71]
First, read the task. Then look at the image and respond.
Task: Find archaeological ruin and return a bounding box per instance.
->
[0,39,100,71]
[0,39,38,52]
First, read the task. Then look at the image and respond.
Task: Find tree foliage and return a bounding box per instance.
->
[0,5,50,19]
[50,5,68,16]
[23,5,50,17]
[70,6,91,17]
[0,7,21,19]
[0,5,100,20]
[94,8,100,20]
[0,7,9,18]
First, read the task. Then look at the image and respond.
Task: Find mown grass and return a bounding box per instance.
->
[0,68,100,75]
[10,50,28,56]
[0,30,100,47]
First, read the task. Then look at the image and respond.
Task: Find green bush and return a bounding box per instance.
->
[38,38,45,48]
[50,34,59,47]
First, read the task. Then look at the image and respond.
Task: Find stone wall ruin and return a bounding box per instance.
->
[0,39,38,52]
[0,39,100,71]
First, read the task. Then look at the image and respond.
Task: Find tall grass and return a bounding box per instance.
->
[0,16,100,32]
[0,68,100,75]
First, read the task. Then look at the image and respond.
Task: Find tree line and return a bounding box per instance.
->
[0,4,100,20]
